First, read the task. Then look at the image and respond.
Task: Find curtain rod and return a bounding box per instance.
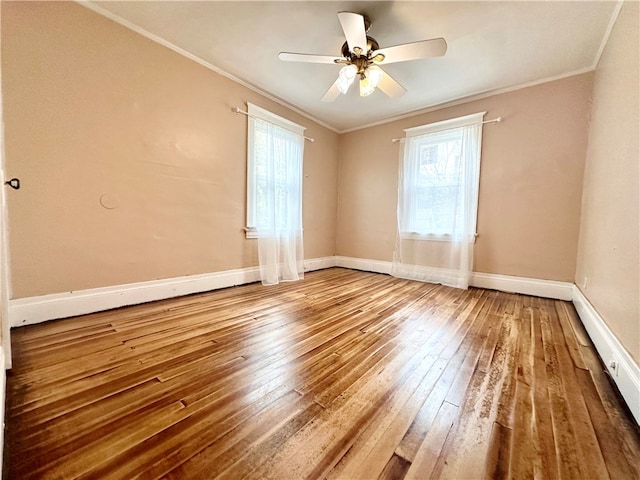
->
[233,107,315,142]
[391,116,503,143]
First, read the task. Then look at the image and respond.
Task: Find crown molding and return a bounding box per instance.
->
[591,0,624,70]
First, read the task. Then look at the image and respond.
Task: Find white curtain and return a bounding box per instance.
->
[392,113,484,289]
[253,118,304,286]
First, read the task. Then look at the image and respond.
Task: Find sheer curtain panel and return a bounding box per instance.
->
[247,103,305,286]
[392,112,485,289]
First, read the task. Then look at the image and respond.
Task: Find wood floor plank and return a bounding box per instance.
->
[540,306,583,480]
[579,341,640,472]
[574,367,639,480]
[155,390,311,479]
[5,268,638,480]
[431,306,520,480]
[246,332,440,479]
[529,302,560,480]
[547,301,610,479]
[403,401,459,480]
[325,355,446,480]
[555,301,588,370]
[483,420,512,480]
[326,292,492,479]
[507,302,535,480]
[14,400,187,479]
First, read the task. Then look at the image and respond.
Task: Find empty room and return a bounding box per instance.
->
[0,1,638,479]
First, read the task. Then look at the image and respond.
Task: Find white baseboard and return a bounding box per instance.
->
[9,257,334,327]
[335,256,573,300]
[9,256,574,327]
[572,287,640,424]
[10,267,260,327]
[335,256,392,275]
[471,272,574,301]
[0,347,5,475]
[303,256,337,272]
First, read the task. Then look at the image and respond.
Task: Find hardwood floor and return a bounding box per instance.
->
[4,268,639,479]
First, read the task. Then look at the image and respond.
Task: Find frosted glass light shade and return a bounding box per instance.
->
[336,65,357,94]
[341,64,357,80]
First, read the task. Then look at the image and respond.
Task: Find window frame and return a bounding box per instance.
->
[399,111,486,242]
[245,103,305,239]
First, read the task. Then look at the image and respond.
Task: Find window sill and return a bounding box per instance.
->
[244,227,258,239]
[399,232,478,243]
[244,227,304,239]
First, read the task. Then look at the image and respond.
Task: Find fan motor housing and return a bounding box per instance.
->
[341,36,380,59]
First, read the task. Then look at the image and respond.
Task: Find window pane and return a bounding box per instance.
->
[248,117,303,233]
[401,125,478,236]
[415,186,460,234]
[399,113,483,240]
[408,136,463,234]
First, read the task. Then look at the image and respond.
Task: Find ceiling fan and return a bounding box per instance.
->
[278,12,447,102]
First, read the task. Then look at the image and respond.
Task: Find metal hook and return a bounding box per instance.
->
[4,178,20,190]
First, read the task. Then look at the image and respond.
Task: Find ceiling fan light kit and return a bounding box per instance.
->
[278,12,447,102]
[360,66,383,96]
[336,64,357,94]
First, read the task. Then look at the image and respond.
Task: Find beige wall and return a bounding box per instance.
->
[1,2,339,298]
[337,73,593,282]
[575,2,639,363]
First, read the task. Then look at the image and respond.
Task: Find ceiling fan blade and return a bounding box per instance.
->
[278,52,340,64]
[373,38,447,64]
[377,69,407,98]
[337,12,368,55]
[321,79,341,103]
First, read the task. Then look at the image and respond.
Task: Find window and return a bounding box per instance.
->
[246,103,304,238]
[398,112,485,240]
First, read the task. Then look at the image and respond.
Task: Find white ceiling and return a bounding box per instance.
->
[86,1,618,132]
